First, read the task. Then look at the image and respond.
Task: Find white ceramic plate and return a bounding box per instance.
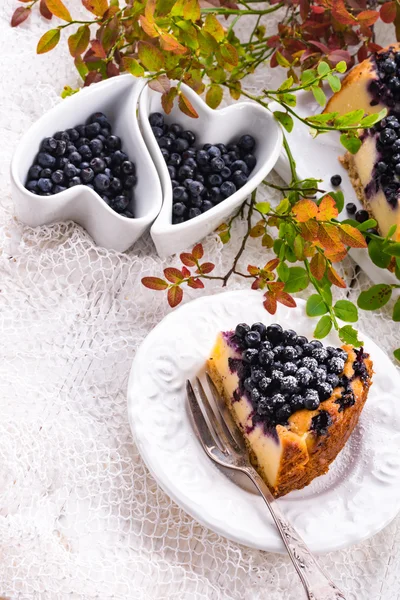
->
[139,83,283,258]
[270,90,398,287]
[128,290,400,554]
[11,75,163,253]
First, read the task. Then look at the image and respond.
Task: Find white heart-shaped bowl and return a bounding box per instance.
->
[10,75,162,253]
[139,83,283,258]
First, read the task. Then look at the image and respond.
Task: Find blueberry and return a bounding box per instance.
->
[55,140,67,156]
[37,152,56,169]
[64,163,78,179]
[243,154,257,171]
[270,393,286,408]
[383,58,396,73]
[160,148,170,162]
[231,160,249,175]
[172,216,185,224]
[251,387,261,402]
[210,187,223,203]
[251,369,264,383]
[232,170,248,188]
[276,404,292,423]
[304,390,320,410]
[86,122,101,139]
[209,174,223,186]
[169,153,182,167]
[258,377,272,393]
[28,165,42,180]
[111,194,129,213]
[355,209,369,223]
[222,153,232,166]
[283,362,298,375]
[257,398,274,418]
[235,323,250,338]
[94,173,110,192]
[120,161,135,176]
[376,161,387,174]
[158,136,173,150]
[301,356,318,371]
[296,367,312,387]
[75,124,86,137]
[196,150,209,166]
[221,167,232,180]
[310,367,327,386]
[310,340,323,349]
[173,202,186,217]
[109,177,122,194]
[228,150,239,162]
[282,329,298,345]
[26,180,38,192]
[181,130,196,144]
[273,345,285,358]
[244,377,254,392]
[66,128,79,142]
[220,181,236,198]
[210,157,225,172]
[196,173,205,184]
[191,196,203,208]
[239,134,256,152]
[245,331,261,348]
[51,170,64,185]
[188,180,204,197]
[173,186,188,201]
[80,168,94,184]
[243,348,259,364]
[290,394,305,412]
[251,322,266,337]
[282,346,297,361]
[90,157,106,174]
[207,145,221,158]
[330,174,342,186]
[57,157,69,169]
[53,185,66,194]
[346,202,357,214]
[80,162,90,170]
[149,112,164,128]
[217,143,227,154]
[124,210,135,219]
[40,168,52,179]
[170,123,183,135]
[123,175,137,189]
[40,137,58,153]
[68,176,82,187]
[188,207,202,219]
[302,343,314,356]
[266,323,283,343]
[183,149,196,161]
[317,382,333,401]
[168,165,176,180]
[311,347,328,362]
[171,179,179,189]
[88,112,110,129]
[69,151,82,165]
[296,335,308,346]
[202,200,214,212]
[271,369,284,386]
[327,357,345,374]
[379,128,397,145]
[281,375,298,394]
[152,126,164,139]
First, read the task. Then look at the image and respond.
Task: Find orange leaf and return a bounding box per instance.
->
[268,281,285,293]
[160,33,188,54]
[181,266,191,278]
[161,87,178,114]
[141,277,168,291]
[327,265,346,288]
[192,243,203,260]
[380,1,396,23]
[357,9,379,27]
[164,267,183,283]
[324,247,348,262]
[145,0,156,20]
[310,253,326,280]
[263,292,277,315]
[178,92,199,118]
[82,0,108,17]
[300,220,319,241]
[247,265,259,276]
[46,0,71,20]
[168,285,183,307]
[140,15,158,37]
[332,0,356,25]
[180,252,196,267]
[317,195,339,221]
[197,262,215,274]
[338,224,367,249]
[187,278,204,289]
[276,292,297,308]
[292,199,318,223]
[317,223,345,252]
[265,258,280,272]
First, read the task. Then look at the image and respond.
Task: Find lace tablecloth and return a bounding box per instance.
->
[1,3,399,599]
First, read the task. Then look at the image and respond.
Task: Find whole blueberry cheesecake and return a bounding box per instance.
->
[207,323,373,498]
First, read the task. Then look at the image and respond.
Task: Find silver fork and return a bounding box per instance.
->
[186,375,347,600]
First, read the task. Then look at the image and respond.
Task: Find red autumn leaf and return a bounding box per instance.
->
[84,71,103,86]
[251,278,261,290]
[300,220,319,241]
[11,7,30,26]
[357,9,379,27]
[327,49,351,66]
[358,44,368,63]
[317,223,345,252]
[317,195,339,221]
[187,278,204,289]
[311,5,325,14]
[247,265,259,276]
[292,199,318,222]
[309,40,329,54]
[327,265,346,288]
[106,62,119,77]
[338,224,367,248]
[268,281,285,293]
[263,292,277,315]
[276,291,297,308]
[180,253,196,267]
[168,285,183,308]
[192,243,204,260]
[148,75,171,95]
[310,253,326,280]
[84,40,107,61]
[164,267,183,283]
[161,87,178,114]
[380,1,396,23]
[264,258,280,272]
[178,92,199,118]
[197,262,215,274]
[181,266,191,278]
[299,0,310,21]
[141,277,168,291]
[40,0,53,20]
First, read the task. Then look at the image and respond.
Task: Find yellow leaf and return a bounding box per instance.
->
[317,195,339,221]
[338,223,367,248]
[292,199,318,222]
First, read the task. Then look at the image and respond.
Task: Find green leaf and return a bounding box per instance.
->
[306,294,328,317]
[357,218,377,231]
[333,299,358,322]
[335,109,364,127]
[275,198,290,215]
[393,297,400,321]
[336,61,347,73]
[327,73,341,93]
[308,112,338,125]
[277,262,289,282]
[138,41,164,71]
[183,0,200,21]
[255,202,270,214]
[394,348,400,362]
[68,25,90,57]
[278,76,294,91]
[273,238,284,257]
[360,108,387,128]
[314,315,332,339]
[203,13,225,42]
[301,69,316,87]
[383,242,400,257]
[311,85,326,107]
[280,92,297,107]
[386,224,397,239]
[274,111,294,133]
[206,84,223,109]
[276,51,291,67]
[293,234,304,259]
[340,133,362,154]
[368,239,391,268]
[317,61,330,76]
[37,28,60,54]
[357,284,393,310]
[319,280,333,306]
[122,57,145,77]
[339,325,362,347]
[331,190,344,213]
[283,266,309,293]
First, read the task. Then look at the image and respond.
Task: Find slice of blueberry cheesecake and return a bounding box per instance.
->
[207,323,373,498]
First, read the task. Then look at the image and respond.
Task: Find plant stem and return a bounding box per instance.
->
[222,191,256,286]
[201,4,284,15]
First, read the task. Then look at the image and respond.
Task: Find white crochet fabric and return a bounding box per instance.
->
[0,3,399,598]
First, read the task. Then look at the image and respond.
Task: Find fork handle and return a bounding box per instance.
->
[247,469,346,600]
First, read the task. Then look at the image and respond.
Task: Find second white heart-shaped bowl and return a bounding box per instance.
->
[11,75,162,253]
[139,83,283,258]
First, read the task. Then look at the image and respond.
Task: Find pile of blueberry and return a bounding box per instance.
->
[148,112,257,224]
[369,49,400,110]
[232,322,348,427]
[25,112,137,218]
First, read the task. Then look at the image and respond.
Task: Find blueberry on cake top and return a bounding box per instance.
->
[207,322,373,498]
